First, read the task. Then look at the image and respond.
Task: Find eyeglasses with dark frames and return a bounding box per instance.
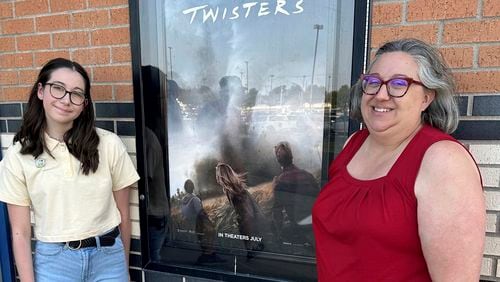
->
[45,83,87,106]
[360,74,425,98]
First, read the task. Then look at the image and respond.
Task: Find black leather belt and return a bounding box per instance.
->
[65,227,120,250]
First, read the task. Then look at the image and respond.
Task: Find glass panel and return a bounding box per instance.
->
[138,1,358,280]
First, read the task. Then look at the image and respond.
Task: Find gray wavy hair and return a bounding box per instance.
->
[350,38,459,133]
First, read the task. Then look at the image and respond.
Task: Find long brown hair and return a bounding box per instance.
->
[215,163,247,197]
[13,58,99,175]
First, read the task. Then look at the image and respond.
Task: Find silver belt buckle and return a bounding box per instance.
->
[66,240,82,250]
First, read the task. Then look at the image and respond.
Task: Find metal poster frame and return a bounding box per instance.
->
[130,0,370,280]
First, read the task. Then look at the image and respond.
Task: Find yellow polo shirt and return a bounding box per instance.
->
[0,128,140,242]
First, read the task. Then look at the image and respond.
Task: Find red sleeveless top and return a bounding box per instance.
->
[312,125,458,281]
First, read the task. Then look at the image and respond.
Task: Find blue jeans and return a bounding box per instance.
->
[34,236,128,282]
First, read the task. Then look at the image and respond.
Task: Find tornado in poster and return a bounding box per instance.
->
[152,0,353,261]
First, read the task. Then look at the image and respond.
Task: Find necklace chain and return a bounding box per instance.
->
[47,132,64,142]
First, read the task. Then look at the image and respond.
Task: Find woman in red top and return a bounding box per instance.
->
[313,38,484,281]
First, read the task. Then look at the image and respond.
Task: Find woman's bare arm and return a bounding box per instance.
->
[113,187,131,268]
[7,204,34,282]
[415,141,485,281]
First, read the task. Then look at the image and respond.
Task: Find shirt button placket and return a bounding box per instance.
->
[61,144,72,177]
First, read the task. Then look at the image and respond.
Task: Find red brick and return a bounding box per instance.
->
[483,0,500,17]
[372,3,402,25]
[50,0,86,12]
[408,0,477,21]
[0,71,18,85]
[444,20,500,43]
[36,14,70,32]
[72,48,110,65]
[371,24,438,48]
[0,37,15,52]
[71,10,109,28]
[88,0,127,8]
[17,34,51,51]
[2,18,34,34]
[0,53,33,68]
[93,66,131,82]
[15,0,48,16]
[53,31,89,48]
[115,84,133,100]
[439,47,473,69]
[3,86,31,101]
[35,51,70,66]
[454,71,500,93]
[90,84,112,100]
[111,46,130,63]
[91,27,130,45]
[110,7,129,25]
[84,66,92,78]
[479,46,500,67]
[0,2,13,19]
[19,69,39,84]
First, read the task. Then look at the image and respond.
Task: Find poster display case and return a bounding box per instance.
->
[130,0,370,280]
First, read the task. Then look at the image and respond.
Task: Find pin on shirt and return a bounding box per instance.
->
[35,158,46,168]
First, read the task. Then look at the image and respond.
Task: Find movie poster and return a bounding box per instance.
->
[140,0,356,278]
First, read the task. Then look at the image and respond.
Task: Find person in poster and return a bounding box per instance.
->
[215,163,265,258]
[181,179,224,264]
[272,141,318,245]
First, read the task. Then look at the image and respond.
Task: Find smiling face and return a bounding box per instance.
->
[37,67,86,133]
[361,51,435,136]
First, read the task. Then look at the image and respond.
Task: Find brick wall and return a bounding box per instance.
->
[0,0,142,281]
[372,0,500,280]
[0,0,133,102]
